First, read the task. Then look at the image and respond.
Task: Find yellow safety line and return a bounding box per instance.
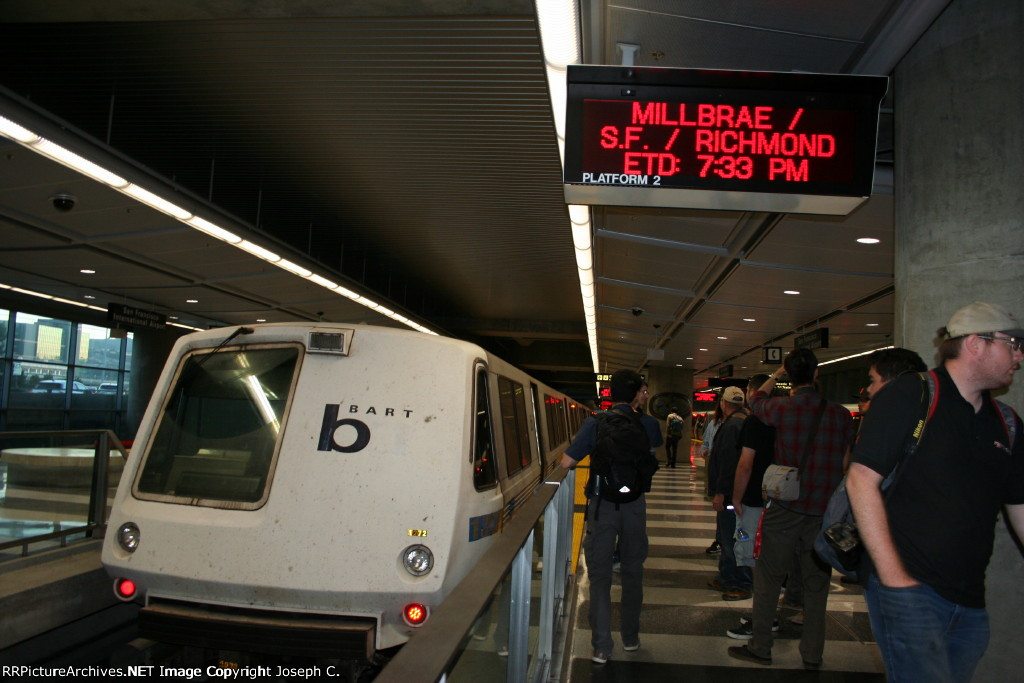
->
[570,457,590,574]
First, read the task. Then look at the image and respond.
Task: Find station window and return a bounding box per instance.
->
[0,309,133,435]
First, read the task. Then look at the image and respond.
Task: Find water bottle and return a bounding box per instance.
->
[736,525,749,541]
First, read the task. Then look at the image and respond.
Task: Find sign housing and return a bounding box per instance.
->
[564,65,888,215]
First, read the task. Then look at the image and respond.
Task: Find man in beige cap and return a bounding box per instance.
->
[847,302,1024,682]
[706,385,751,599]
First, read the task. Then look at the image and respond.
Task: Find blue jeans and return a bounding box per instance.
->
[864,573,989,682]
[716,509,751,590]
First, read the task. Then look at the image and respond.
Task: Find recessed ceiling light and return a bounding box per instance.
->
[686,357,693,360]
[699,348,708,351]
[168,315,179,320]
[83,295,95,300]
[784,290,800,295]
[80,269,95,274]
[857,237,880,244]
[866,323,880,327]
[186,299,198,303]
[256,318,266,322]
[717,336,727,340]
[743,318,756,322]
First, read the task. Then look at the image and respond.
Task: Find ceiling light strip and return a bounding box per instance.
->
[536,0,598,378]
[0,117,437,336]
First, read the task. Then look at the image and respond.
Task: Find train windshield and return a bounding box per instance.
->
[134,344,301,508]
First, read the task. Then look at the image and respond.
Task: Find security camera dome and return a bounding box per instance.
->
[50,193,77,212]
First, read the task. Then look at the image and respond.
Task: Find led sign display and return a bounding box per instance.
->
[693,390,718,409]
[564,66,888,215]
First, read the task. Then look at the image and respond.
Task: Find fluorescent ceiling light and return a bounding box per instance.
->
[0,115,39,143]
[186,216,242,244]
[32,138,129,187]
[277,259,312,278]
[308,274,339,290]
[238,240,281,263]
[123,183,192,219]
[857,237,880,244]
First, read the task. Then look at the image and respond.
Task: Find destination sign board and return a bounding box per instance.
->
[564,66,888,215]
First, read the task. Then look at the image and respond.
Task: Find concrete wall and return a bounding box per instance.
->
[894,0,1024,677]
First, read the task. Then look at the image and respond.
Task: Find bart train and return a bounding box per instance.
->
[101,323,589,665]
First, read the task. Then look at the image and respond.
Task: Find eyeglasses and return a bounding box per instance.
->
[976,334,1024,353]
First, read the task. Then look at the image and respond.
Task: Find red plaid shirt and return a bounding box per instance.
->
[749,386,854,515]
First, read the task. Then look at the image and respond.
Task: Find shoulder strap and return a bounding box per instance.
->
[882,371,938,496]
[909,370,940,447]
[992,399,1018,448]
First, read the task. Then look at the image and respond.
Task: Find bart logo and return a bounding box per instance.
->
[317,404,372,453]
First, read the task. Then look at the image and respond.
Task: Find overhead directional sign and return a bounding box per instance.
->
[563,65,888,215]
[794,328,829,350]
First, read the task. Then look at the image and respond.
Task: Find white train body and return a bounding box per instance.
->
[101,323,587,660]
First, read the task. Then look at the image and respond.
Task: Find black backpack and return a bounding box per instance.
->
[586,406,658,504]
[667,415,684,437]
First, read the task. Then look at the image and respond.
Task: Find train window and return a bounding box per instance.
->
[497,376,532,476]
[473,367,497,491]
[544,393,568,450]
[134,344,300,508]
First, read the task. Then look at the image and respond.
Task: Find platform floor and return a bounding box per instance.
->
[563,463,886,682]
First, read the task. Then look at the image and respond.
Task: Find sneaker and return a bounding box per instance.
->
[592,650,609,664]
[706,541,721,555]
[727,645,772,665]
[623,640,640,652]
[498,645,509,657]
[722,588,752,601]
[738,616,781,632]
[727,618,780,639]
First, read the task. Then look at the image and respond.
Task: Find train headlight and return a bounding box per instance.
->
[401,544,434,577]
[116,522,141,552]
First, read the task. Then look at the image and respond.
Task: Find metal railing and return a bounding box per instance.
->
[0,429,128,557]
[375,465,578,683]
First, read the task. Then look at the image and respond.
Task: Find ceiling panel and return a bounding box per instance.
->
[0,0,933,397]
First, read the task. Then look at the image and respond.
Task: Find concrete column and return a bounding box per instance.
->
[643,365,695,460]
[125,328,182,439]
[894,0,1023,676]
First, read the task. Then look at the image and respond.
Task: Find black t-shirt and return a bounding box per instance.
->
[709,410,747,497]
[738,414,775,508]
[851,366,1024,608]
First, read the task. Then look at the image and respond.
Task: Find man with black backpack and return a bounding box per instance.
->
[665,406,685,468]
[561,369,661,665]
[847,302,1024,682]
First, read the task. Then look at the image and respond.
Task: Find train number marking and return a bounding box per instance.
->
[317,405,372,453]
[468,510,502,542]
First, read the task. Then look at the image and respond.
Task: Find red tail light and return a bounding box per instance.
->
[114,577,137,600]
[403,603,428,627]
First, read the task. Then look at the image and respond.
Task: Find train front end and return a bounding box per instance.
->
[101,323,499,663]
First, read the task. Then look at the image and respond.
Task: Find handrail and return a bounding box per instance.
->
[0,429,127,557]
[375,466,573,683]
